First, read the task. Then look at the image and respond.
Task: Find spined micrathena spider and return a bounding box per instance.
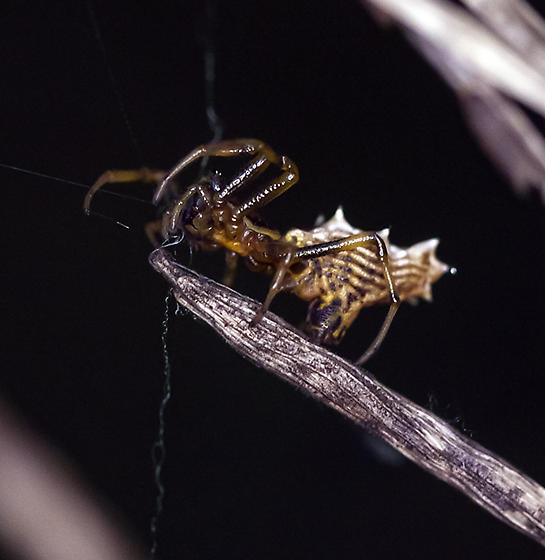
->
[84,138,448,363]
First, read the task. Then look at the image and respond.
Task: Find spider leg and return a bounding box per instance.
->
[154,138,284,205]
[83,168,167,214]
[217,154,272,201]
[143,211,182,247]
[251,246,296,326]
[355,301,400,365]
[232,154,299,218]
[165,184,201,234]
[294,232,399,304]
[294,232,400,363]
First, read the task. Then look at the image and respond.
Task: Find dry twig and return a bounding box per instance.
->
[150,247,545,547]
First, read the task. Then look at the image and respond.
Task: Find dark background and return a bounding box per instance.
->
[3,1,545,558]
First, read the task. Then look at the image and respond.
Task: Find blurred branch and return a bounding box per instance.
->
[150,247,545,547]
[362,0,545,202]
[462,0,545,70]
[0,398,143,560]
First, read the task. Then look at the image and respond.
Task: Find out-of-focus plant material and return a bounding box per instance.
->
[0,398,143,560]
[459,87,545,201]
[363,0,545,203]
[412,33,545,202]
[462,0,545,72]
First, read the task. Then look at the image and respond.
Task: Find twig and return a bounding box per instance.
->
[149,247,545,547]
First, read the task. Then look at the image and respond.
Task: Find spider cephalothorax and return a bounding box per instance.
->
[84,138,448,363]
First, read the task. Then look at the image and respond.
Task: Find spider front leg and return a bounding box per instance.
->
[83,168,168,245]
[154,138,287,205]
[83,168,168,214]
[294,231,400,364]
[231,153,299,219]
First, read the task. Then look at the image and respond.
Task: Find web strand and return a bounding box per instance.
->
[150,291,173,560]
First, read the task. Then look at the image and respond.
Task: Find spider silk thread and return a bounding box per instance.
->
[150,290,173,559]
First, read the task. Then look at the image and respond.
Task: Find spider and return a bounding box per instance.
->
[84,138,447,363]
